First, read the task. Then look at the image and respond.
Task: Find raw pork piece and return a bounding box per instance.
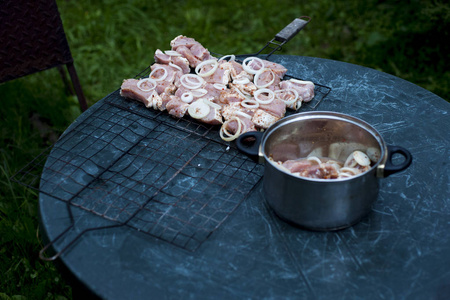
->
[155,80,177,95]
[166,96,189,118]
[221,102,256,134]
[170,35,199,50]
[281,158,340,179]
[195,104,223,125]
[170,35,214,68]
[247,58,288,79]
[221,60,253,81]
[176,45,202,68]
[155,93,175,111]
[202,64,231,85]
[259,98,286,119]
[251,109,281,129]
[221,102,255,120]
[120,79,159,108]
[154,49,190,74]
[222,115,256,135]
[150,63,183,84]
[254,68,282,91]
[279,79,315,102]
[218,89,246,105]
[262,60,288,79]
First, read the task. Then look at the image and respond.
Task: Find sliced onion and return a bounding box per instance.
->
[290,79,314,86]
[202,98,221,110]
[214,83,227,91]
[195,59,219,77]
[181,92,193,103]
[180,74,204,89]
[254,88,275,104]
[233,77,250,85]
[152,94,158,110]
[242,57,264,74]
[137,78,157,92]
[149,66,168,81]
[338,172,353,178]
[191,88,208,97]
[241,99,259,109]
[218,54,235,62]
[275,89,299,105]
[164,50,182,56]
[339,167,361,175]
[169,62,183,72]
[235,111,252,119]
[220,117,243,141]
[254,68,275,88]
[232,86,249,100]
[188,100,210,119]
[307,156,322,165]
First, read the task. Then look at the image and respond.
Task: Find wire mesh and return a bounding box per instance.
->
[11,53,331,254]
[12,98,264,252]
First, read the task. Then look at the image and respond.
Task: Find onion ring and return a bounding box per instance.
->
[232,86,249,100]
[195,59,219,77]
[233,77,250,85]
[191,88,208,97]
[164,50,182,56]
[241,99,259,109]
[275,89,299,106]
[180,74,204,89]
[220,117,243,141]
[254,88,275,104]
[307,156,322,165]
[235,111,252,119]
[242,57,264,74]
[169,62,183,72]
[339,167,361,175]
[218,54,236,62]
[149,66,168,81]
[254,68,275,88]
[202,98,221,110]
[188,100,210,119]
[214,83,227,91]
[137,78,157,92]
[181,92,194,103]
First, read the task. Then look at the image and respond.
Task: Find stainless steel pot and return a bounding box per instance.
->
[236,111,412,230]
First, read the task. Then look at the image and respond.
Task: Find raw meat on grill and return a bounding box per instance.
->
[271,151,373,180]
[150,63,183,84]
[279,79,315,102]
[202,64,231,85]
[154,50,190,74]
[120,35,317,142]
[166,96,189,118]
[218,88,246,105]
[281,158,340,179]
[120,79,158,108]
[170,35,215,68]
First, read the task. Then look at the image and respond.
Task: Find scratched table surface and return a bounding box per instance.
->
[39,55,450,300]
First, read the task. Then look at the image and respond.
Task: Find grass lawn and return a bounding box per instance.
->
[1,0,448,298]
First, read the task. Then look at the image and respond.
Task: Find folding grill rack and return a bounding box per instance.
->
[11,17,332,261]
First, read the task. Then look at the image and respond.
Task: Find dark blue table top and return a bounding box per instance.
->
[39,55,450,300]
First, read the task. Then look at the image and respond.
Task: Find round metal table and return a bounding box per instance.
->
[39,55,450,299]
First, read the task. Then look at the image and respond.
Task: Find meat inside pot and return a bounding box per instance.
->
[270,150,373,179]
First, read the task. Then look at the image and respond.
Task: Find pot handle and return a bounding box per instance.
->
[383,145,413,177]
[235,131,264,162]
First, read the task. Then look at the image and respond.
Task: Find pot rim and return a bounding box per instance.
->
[259,111,388,182]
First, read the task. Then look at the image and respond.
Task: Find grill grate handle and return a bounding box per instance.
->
[275,17,311,43]
[254,16,311,58]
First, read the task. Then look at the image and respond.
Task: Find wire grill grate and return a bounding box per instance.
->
[12,54,331,257]
[12,98,264,253]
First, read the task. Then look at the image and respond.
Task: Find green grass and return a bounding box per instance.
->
[1,0,448,298]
